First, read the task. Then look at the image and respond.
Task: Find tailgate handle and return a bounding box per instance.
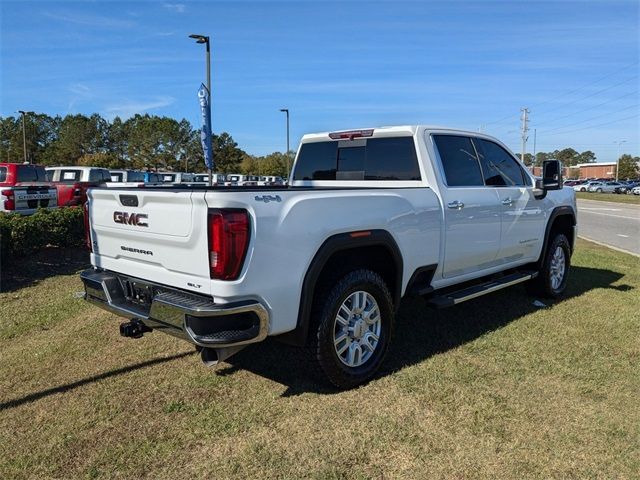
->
[120,195,139,207]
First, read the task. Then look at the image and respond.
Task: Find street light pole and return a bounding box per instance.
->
[190,33,212,186]
[18,110,28,163]
[280,108,290,174]
[614,140,626,181]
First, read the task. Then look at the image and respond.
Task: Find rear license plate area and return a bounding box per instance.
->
[122,279,153,311]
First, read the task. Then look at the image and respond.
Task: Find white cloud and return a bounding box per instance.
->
[163,3,186,13]
[104,96,176,119]
[42,11,136,28]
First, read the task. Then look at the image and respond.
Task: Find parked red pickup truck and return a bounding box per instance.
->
[45,166,111,206]
[0,163,58,214]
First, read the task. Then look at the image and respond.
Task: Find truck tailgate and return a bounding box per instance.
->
[88,188,212,295]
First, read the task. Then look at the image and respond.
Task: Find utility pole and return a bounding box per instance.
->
[17,110,30,163]
[532,128,537,166]
[520,107,529,164]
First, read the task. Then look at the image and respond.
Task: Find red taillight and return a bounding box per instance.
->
[83,202,92,252]
[208,209,250,280]
[328,129,374,140]
[1,189,15,210]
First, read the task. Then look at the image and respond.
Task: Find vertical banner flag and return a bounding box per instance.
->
[198,83,214,170]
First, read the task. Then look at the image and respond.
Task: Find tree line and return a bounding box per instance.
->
[0,113,291,177]
[523,148,639,178]
[1,113,636,178]
[522,148,596,167]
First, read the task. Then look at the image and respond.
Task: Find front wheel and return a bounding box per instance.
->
[310,269,394,389]
[596,188,603,193]
[528,234,571,298]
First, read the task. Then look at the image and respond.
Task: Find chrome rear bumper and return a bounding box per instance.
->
[80,268,269,348]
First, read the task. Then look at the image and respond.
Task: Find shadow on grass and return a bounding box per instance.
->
[0,247,90,293]
[1,265,631,407]
[0,351,195,411]
[215,265,632,396]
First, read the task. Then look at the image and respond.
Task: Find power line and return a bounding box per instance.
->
[483,61,639,127]
[535,90,637,126]
[540,113,639,136]
[533,75,638,117]
[538,103,639,134]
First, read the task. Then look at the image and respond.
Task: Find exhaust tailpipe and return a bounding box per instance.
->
[200,345,246,367]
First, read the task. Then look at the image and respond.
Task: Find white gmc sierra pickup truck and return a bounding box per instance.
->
[81,125,576,389]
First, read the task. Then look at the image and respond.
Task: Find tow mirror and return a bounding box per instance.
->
[536,160,562,191]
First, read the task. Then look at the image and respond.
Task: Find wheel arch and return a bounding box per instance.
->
[537,206,576,267]
[277,230,403,346]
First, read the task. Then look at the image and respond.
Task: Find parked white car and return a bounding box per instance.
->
[632,186,640,195]
[225,174,259,186]
[157,172,195,184]
[82,125,576,388]
[193,173,227,185]
[258,176,285,186]
[574,181,601,192]
[107,170,146,188]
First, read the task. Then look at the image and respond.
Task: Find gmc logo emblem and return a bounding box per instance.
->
[113,211,148,227]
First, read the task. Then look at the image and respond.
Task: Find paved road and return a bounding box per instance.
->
[577,199,639,256]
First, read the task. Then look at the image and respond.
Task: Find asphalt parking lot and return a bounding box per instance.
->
[577,198,640,256]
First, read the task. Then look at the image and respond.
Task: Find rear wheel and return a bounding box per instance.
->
[528,234,571,298]
[309,269,393,389]
[596,188,603,193]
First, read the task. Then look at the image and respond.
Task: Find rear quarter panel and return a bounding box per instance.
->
[204,188,442,335]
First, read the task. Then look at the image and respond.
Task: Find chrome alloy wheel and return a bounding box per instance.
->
[550,246,566,290]
[333,291,382,368]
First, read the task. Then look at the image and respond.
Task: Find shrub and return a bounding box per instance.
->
[0,207,85,261]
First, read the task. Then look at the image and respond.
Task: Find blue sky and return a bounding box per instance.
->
[1,0,638,161]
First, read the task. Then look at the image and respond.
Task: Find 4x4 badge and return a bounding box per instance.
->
[254,195,281,203]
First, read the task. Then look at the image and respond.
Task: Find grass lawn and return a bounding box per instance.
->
[576,191,640,205]
[1,240,639,479]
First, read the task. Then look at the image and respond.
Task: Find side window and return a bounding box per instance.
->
[60,170,81,182]
[110,172,124,182]
[0,167,7,183]
[128,171,144,182]
[474,139,526,186]
[432,135,484,187]
[45,169,55,181]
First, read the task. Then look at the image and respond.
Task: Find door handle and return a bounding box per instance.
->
[502,198,513,206]
[447,201,464,210]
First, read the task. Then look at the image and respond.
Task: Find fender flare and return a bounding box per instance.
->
[538,206,577,266]
[277,230,403,346]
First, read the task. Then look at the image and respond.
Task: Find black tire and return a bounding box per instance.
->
[528,234,571,298]
[309,269,394,389]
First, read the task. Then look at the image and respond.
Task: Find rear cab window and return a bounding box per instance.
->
[293,136,421,182]
[0,167,7,183]
[17,165,47,182]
